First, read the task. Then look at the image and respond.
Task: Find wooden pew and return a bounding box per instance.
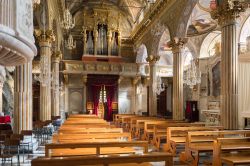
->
[213,137,250,166]
[181,130,250,166]
[152,123,205,149]
[142,120,187,141]
[52,132,132,143]
[58,127,123,134]
[134,118,165,139]
[114,114,135,127]
[59,124,114,129]
[32,152,173,166]
[129,116,155,137]
[163,127,220,155]
[45,141,149,157]
[68,114,99,118]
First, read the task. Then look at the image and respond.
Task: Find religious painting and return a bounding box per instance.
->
[212,62,221,97]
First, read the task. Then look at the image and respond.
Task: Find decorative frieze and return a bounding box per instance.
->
[63,61,153,77]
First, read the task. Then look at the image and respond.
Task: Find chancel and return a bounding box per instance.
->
[1,0,250,165]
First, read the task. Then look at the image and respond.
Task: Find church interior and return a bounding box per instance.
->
[1,0,250,165]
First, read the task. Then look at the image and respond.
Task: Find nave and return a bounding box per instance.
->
[1,0,250,165]
[30,114,250,166]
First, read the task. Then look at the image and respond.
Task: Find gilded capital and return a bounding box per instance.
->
[210,1,245,25]
[168,38,188,53]
[52,51,62,63]
[132,76,141,85]
[34,29,56,43]
[146,55,160,64]
[82,75,88,84]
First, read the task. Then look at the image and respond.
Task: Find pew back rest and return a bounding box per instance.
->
[53,132,132,143]
[45,141,149,157]
[212,136,250,166]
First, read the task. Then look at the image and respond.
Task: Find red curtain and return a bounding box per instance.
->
[106,85,115,121]
[91,84,117,121]
[92,85,101,115]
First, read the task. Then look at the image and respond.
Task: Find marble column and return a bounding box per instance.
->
[35,29,55,121]
[168,38,187,120]
[211,1,245,129]
[51,51,61,117]
[82,75,87,113]
[146,55,160,116]
[14,62,33,134]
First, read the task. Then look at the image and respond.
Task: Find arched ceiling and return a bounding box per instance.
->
[187,0,217,37]
[66,0,148,26]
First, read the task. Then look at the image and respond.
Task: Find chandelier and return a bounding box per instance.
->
[99,85,107,103]
[60,7,75,30]
[183,59,201,89]
[34,55,51,86]
[155,76,166,95]
[65,34,76,50]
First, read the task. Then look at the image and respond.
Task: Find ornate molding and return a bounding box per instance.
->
[146,55,160,64]
[62,61,151,77]
[210,1,246,25]
[168,37,188,53]
[34,29,56,43]
[52,51,62,63]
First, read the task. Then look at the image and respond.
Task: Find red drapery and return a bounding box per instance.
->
[91,85,101,115]
[106,85,115,121]
[91,84,116,121]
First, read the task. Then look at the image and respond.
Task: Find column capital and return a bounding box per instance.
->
[210,1,245,26]
[146,55,160,64]
[168,37,188,53]
[34,29,56,43]
[64,74,69,85]
[52,51,62,63]
[131,76,141,85]
[82,75,88,84]
[118,76,124,84]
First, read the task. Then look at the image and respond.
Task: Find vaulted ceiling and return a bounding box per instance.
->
[65,0,148,25]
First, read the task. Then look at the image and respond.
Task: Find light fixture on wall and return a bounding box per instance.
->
[60,1,75,30]
[65,34,76,50]
[183,59,201,89]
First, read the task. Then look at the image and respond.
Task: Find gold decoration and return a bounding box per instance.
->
[34,29,56,43]
[210,0,245,25]
[168,37,188,52]
[52,51,62,62]
[146,55,160,64]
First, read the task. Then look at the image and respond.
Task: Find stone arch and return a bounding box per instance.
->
[239,14,250,51]
[174,0,197,38]
[200,31,221,58]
